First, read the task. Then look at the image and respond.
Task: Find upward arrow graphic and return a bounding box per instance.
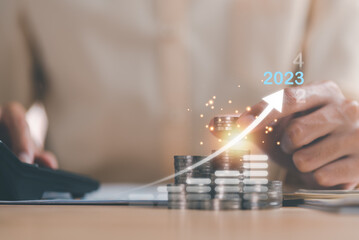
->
[124,89,285,193]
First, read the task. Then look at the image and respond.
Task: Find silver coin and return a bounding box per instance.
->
[186,193,212,201]
[186,185,211,193]
[168,201,187,209]
[214,193,241,200]
[166,184,185,192]
[212,199,241,210]
[186,200,212,210]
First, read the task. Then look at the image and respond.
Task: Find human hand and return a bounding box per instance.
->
[0,102,58,169]
[211,81,359,189]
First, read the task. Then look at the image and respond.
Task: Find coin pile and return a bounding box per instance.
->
[168,115,282,210]
[168,154,282,210]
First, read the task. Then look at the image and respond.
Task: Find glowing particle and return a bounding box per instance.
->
[200,114,204,118]
[244,136,248,140]
[228,100,232,104]
[211,106,215,109]
[213,96,216,99]
[262,141,265,144]
[261,80,264,83]
[205,125,209,128]
[200,141,204,145]
[209,100,214,105]
[220,108,223,111]
[209,126,214,131]
[265,131,268,134]
[246,106,251,112]
[205,103,209,107]
[274,119,278,123]
[237,85,241,88]
[235,110,239,114]
[265,126,269,129]
[276,141,281,145]
[268,127,273,132]
[218,139,222,142]
[218,118,222,122]
[228,133,231,136]
[187,108,190,112]
[237,124,240,128]
[255,116,258,119]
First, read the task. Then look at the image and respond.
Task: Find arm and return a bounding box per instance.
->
[0,0,57,168]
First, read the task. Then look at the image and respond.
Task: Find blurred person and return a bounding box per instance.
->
[0,0,358,187]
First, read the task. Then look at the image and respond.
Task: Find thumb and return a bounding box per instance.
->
[1,103,35,164]
[35,151,58,169]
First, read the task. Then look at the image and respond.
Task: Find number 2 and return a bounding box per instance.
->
[295,89,306,103]
[285,72,294,85]
[263,72,272,85]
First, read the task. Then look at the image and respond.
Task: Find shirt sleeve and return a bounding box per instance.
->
[303,0,359,99]
[0,0,34,108]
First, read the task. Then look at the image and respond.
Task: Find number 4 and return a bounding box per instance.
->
[293,52,304,69]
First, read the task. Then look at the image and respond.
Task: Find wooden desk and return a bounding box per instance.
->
[0,205,358,240]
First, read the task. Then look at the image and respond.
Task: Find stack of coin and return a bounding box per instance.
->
[242,154,269,185]
[241,181,282,210]
[174,156,212,184]
[185,178,212,210]
[212,150,249,171]
[211,170,241,210]
[167,184,186,209]
[265,181,282,208]
[212,116,240,139]
[171,152,282,210]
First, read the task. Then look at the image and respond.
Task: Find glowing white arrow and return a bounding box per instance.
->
[124,89,284,193]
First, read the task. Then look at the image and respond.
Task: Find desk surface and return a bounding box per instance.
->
[0,205,358,240]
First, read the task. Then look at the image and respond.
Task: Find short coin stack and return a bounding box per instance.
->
[242,181,282,209]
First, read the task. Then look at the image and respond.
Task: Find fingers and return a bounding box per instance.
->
[340,183,358,190]
[313,157,359,187]
[237,81,345,132]
[1,103,35,164]
[280,103,347,154]
[35,151,59,169]
[292,132,354,173]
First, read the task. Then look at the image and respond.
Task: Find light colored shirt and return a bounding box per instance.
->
[0,0,358,182]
